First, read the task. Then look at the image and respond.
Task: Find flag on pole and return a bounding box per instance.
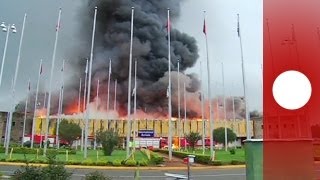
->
[203,19,207,35]
[132,87,136,97]
[28,79,30,91]
[56,21,61,31]
[109,59,112,75]
[237,15,240,37]
[85,60,88,74]
[40,64,43,75]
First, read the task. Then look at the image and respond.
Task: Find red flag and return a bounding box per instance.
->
[203,19,207,35]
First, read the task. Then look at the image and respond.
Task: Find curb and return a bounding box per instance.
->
[0,162,245,170]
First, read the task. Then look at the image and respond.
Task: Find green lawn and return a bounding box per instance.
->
[0,149,148,163]
[178,148,245,162]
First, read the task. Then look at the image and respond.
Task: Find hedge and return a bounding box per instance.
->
[0,147,76,155]
[153,149,245,165]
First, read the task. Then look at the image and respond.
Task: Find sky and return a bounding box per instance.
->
[0,0,262,112]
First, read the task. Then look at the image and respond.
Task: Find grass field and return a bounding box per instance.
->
[179,148,245,162]
[0,149,148,163]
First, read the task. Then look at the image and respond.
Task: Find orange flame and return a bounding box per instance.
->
[37,108,47,118]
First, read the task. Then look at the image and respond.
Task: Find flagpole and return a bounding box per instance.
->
[167,8,173,161]
[126,7,134,158]
[21,79,30,147]
[106,59,111,129]
[200,59,205,154]
[56,87,62,148]
[203,11,215,160]
[83,59,88,112]
[78,78,82,114]
[56,59,65,149]
[31,60,43,148]
[94,79,100,150]
[232,84,236,122]
[82,59,88,152]
[177,59,181,150]
[183,82,187,151]
[78,78,82,150]
[114,79,117,111]
[107,59,111,112]
[40,89,46,149]
[84,6,97,159]
[44,8,62,156]
[3,114,9,147]
[237,14,250,140]
[133,60,137,154]
[221,62,228,151]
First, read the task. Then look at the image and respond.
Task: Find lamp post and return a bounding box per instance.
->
[1,21,19,155]
[0,22,17,87]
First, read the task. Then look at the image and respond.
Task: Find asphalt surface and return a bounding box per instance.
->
[0,165,246,180]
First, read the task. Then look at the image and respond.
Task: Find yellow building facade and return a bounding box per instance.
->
[35,117,253,138]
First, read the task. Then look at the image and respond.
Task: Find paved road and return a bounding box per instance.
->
[0,165,246,180]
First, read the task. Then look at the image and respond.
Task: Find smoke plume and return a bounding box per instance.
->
[65,0,201,117]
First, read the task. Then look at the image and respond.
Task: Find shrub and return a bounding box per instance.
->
[185,132,202,150]
[138,160,148,166]
[82,159,94,166]
[85,171,112,180]
[96,129,119,156]
[112,160,122,166]
[229,149,236,155]
[22,141,31,148]
[150,153,164,165]
[125,159,137,166]
[140,148,151,160]
[231,160,245,165]
[12,163,43,180]
[194,155,211,164]
[40,155,72,180]
[66,160,78,165]
[210,160,223,166]
[95,161,108,166]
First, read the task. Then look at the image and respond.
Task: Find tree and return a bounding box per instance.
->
[96,129,119,156]
[59,120,82,146]
[213,127,237,146]
[185,132,202,150]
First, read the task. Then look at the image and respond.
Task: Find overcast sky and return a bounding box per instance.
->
[0,0,262,112]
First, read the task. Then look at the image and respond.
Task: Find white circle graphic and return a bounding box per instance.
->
[272,70,312,110]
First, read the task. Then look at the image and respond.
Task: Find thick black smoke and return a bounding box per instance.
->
[64,0,200,117]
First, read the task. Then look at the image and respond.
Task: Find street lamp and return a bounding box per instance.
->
[1,20,24,156]
[0,22,17,87]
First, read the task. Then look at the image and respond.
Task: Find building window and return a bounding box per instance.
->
[12,122,16,127]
